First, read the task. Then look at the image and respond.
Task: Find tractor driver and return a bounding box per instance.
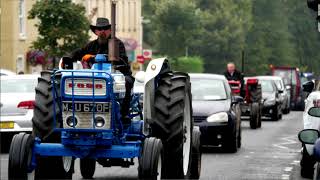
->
[224,62,245,97]
[71,17,134,125]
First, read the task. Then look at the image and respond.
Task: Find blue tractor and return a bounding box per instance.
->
[8,54,201,179]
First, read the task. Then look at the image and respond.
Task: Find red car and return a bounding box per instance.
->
[270,66,304,110]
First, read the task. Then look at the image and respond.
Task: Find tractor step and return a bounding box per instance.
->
[97,158,134,168]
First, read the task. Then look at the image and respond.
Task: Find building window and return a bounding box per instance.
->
[18,0,26,39]
[16,55,25,74]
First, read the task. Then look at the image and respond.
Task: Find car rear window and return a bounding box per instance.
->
[1,79,37,93]
[273,69,297,85]
[191,78,227,101]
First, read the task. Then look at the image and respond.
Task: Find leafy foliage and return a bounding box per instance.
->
[143,0,320,75]
[171,56,204,73]
[28,0,90,66]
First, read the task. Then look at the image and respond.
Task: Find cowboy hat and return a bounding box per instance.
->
[90,17,111,33]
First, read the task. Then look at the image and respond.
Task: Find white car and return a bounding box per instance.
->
[300,81,320,178]
[0,69,16,76]
[0,75,38,150]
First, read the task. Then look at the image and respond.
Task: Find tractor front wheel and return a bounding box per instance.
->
[8,133,34,180]
[249,103,259,129]
[190,128,202,179]
[80,158,96,179]
[138,137,163,180]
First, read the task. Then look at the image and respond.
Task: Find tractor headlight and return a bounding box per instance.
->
[207,112,228,123]
[66,116,78,127]
[94,116,105,127]
[113,74,126,93]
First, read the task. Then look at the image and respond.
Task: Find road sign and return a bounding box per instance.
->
[137,55,144,64]
[143,49,152,60]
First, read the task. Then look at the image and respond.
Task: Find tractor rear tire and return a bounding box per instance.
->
[80,158,96,179]
[152,72,193,179]
[32,71,74,179]
[138,137,163,180]
[249,103,259,129]
[190,128,201,179]
[8,133,34,180]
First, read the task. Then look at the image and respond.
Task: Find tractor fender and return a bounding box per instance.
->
[142,57,167,135]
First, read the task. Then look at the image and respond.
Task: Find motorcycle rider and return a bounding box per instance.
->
[71,17,134,125]
[224,62,245,97]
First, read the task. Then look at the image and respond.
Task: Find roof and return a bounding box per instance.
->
[189,73,227,81]
[0,74,39,80]
[256,76,283,80]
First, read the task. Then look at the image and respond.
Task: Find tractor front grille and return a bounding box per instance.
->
[62,111,111,129]
[64,78,107,96]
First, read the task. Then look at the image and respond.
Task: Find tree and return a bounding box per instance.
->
[28,0,90,68]
[192,0,253,73]
[245,0,298,75]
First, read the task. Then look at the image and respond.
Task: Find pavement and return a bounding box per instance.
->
[0,111,311,179]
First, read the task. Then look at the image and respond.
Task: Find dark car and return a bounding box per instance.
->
[257,77,283,121]
[190,74,242,153]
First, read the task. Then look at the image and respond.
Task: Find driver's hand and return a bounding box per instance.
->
[82,54,94,62]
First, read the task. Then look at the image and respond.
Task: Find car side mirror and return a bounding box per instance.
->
[135,71,146,83]
[298,129,320,144]
[302,81,314,93]
[232,96,243,105]
[285,85,291,90]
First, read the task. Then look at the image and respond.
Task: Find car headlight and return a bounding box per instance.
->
[113,74,126,93]
[207,112,228,123]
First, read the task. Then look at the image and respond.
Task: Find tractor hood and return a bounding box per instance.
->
[192,100,230,117]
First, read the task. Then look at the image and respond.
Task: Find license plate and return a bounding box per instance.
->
[63,102,110,113]
[0,121,14,129]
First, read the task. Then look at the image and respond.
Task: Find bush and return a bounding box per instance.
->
[171,56,204,73]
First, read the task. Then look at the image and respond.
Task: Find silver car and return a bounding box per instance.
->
[0,75,38,134]
[257,76,291,114]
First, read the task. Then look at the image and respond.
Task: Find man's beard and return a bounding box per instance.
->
[98,35,108,45]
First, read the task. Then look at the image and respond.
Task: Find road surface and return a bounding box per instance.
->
[0,111,310,179]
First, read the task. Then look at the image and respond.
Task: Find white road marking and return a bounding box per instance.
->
[281,174,290,180]
[284,167,293,172]
[273,135,299,150]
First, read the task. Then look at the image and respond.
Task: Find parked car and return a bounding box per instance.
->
[300,81,320,178]
[257,76,283,120]
[0,69,16,76]
[0,75,38,151]
[190,73,243,153]
[271,66,304,110]
[258,76,290,114]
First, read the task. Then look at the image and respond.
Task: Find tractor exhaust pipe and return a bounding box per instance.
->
[108,0,119,62]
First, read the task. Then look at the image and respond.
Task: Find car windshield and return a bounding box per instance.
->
[273,69,297,85]
[1,78,37,93]
[260,80,274,92]
[191,78,227,101]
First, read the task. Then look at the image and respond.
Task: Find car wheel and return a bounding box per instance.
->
[272,105,279,121]
[301,147,315,178]
[224,126,238,153]
[237,126,242,148]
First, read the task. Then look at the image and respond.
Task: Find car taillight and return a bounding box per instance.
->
[314,99,320,107]
[17,100,35,109]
